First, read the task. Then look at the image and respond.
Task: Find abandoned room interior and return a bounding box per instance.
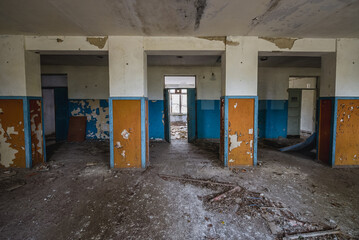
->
[0,0,359,239]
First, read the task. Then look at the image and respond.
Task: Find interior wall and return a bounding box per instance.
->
[147,65,221,139]
[301,90,316,133]
[42,89,55,135]
[41,65,110,139]
[258,67,320,138]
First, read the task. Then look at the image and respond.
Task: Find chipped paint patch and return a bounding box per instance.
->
[121,129,130,139]
[248,128,253,135]
[234,103,237,109]
[86,36,108,49]
[115,141,122,149]
[260,37,298,49]
[69,99,109,139]
[121,150,126,158]
[229,133,242,151]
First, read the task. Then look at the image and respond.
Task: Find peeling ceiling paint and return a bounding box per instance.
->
[0,0,358,37]
[260,37,298,49]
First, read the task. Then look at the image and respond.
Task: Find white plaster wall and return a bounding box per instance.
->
[289,77,317,88]
[225,36,258,96]
[320,53,336,97]
[41,65,109,99]
[25,51,42,97]
[258,67,321,100]
[0,35,27,96]
[335,38,359,97]
[109,36,146,97]
[147,66,221,100]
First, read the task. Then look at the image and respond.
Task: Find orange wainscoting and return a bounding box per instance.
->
[227,98,255,166]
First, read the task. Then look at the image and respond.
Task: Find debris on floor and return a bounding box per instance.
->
[160,174,348,239]
[171,121,187,139]
[34,163,50,172]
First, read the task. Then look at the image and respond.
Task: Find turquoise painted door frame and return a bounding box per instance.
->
[163,89,171,143]
[54,87,69,142]
[187,88,197,143]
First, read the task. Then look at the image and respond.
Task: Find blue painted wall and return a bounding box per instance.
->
[258,100,288,138]
[197,100,220,139]
[68,99,109,139]
[149,100,165,139]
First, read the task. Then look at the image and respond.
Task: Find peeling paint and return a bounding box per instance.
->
[226,40,240,46]
[197,36,239,46]
[260,37,298,49]
[0,123,19,167]
[229,133,242,151]
[121,129,130,139]
[234,103,237,109]
[121,150,126,158]
[69,100,109,139]
[248,128,253,135]
[56,38,63,43]
[30,99,44,165]
[86,36,108,49]
[115,141,122,149]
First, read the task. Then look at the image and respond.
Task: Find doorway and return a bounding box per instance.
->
[287,77,317,138]
[41,74,69,144]
[163,76,196,143]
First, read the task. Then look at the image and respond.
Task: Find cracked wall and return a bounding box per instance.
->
[69,99,109,139]
[0,100,26,168]
[335,99,359,166]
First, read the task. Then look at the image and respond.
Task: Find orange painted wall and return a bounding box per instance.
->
[335,99,359,166]
[0,99,26,168]
[318,99,332,164]
[227,99,255,166]
[30,99,44,166]
[112,100,142,168]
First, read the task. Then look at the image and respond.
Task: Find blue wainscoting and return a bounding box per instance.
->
[148,100,165,139]
[258,100,288,138]
[197,100,220,139]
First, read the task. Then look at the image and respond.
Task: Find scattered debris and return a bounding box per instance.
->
[86,162,97,167]
[35,164,50,172]
[6,183,25,192]
[159,174,238,188]
[283,228,341,239]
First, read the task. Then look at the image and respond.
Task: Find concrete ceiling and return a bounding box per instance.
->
[1,0,359,38]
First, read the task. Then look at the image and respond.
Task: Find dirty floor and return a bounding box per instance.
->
[0,140,358,240]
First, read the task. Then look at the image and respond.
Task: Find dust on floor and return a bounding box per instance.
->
[0,140,358,239]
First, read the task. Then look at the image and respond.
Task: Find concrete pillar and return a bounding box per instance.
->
[108,37,148,168]
[220,36,258,167]
[0,35,45,168]
[319,39,359,167]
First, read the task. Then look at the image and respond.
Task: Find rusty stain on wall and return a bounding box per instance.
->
[0,100,26,168]
[30,99,44,166]
[112,100,142,168]
[86,36,108,49]
[228,99,254,166]
[335,100,359,166]
[260,37,298,49]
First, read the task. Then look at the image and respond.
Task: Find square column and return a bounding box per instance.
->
[319,39,359,167]
[108,37,148,168]
[0,36,45,168]
[220,37,259,167]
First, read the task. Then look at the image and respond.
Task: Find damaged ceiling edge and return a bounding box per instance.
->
[197,36,239,46]
[259,37,298,49]
[86,36,108,49]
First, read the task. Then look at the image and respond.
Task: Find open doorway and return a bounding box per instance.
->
[169,89,188,140]
[287,77,317,139]
[164,76,196,143]
[41,74,69,145]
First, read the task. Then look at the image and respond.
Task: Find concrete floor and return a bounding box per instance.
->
[0,140,358,239]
